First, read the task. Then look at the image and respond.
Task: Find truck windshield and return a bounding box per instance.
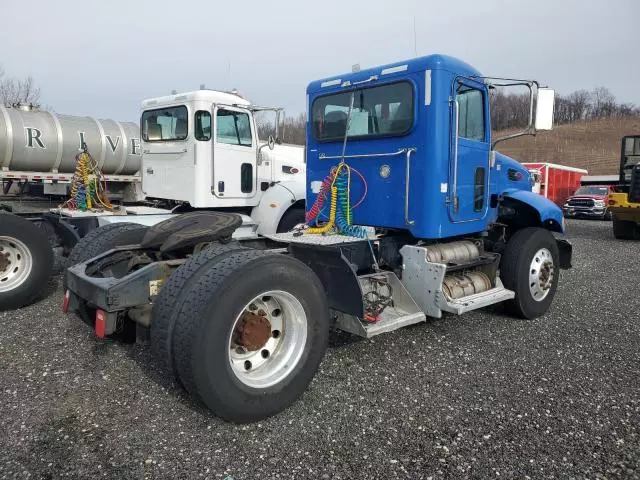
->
[141,106,188,142]
[312,82,413,141]
[575,186,608,195]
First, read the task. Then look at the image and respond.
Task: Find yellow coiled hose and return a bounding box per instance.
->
[306,186,337,234]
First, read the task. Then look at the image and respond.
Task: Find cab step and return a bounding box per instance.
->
[438,279,515,315]
[400,244,514,319]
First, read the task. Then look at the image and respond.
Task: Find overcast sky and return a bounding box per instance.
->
[1,0,637,121]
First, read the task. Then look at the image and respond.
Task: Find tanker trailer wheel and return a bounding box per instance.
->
[499,227,560,319]
[151,242,250,381]
[0,214,54,310]
[170,250,329,423]
[63,222,149,289]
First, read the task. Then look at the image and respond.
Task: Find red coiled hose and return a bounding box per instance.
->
[305,174,333,224]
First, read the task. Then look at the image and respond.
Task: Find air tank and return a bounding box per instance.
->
[0,105,141,176]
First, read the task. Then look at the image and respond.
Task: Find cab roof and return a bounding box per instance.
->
[307,54,483,94]
[141,90,251,109]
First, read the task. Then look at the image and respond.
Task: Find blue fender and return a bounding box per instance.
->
[502,188,565,233]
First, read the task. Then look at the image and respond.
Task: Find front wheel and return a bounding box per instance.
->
[170,250,329,423]
[500,227,560,319]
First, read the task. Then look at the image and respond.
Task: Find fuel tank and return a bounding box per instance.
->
[0,104,141,175]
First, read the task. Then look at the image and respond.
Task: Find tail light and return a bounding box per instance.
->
[62,290,70,313]
[95,309,107,338]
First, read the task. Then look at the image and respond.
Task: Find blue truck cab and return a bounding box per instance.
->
[305,54,565,239]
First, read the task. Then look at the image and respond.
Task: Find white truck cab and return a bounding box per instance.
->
[140,90,306,234]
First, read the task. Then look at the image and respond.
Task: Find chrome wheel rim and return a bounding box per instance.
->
[228,290,308,389]
[529,247,554,302]
[0,236,33,293]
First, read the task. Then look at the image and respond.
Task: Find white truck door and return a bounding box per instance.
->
[212,105,257,199]
[141,105,194,202]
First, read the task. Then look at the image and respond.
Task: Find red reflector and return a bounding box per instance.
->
[95,310,107,338]
[291,168,299,174]
[62,290,70,313]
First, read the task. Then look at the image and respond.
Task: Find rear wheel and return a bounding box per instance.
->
[170,250,329,423]
[150,242,249,381]
[0,214,54,310]
[500,227,560,319]
[612,217,638,239]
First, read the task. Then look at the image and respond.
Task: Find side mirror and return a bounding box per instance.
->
[257,135,276,165]
[535,87,555,131]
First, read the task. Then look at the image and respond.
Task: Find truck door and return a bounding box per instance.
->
[212,105,257,199]
[141,105,194,202]
[449,78,490,222]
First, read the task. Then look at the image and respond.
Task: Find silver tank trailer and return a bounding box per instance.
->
[0,105,141,176]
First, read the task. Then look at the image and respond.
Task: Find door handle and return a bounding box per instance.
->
[405,148,417,225]
[146,167,154,174]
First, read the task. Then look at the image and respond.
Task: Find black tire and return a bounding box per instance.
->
[63,223,148,289]
[500,227,560,319]
[171,250,329,423]
[612,217,638,240]
[150,242,249,381]
[277,207,305,233]
[0,214,54,310]
[603,209,613,221]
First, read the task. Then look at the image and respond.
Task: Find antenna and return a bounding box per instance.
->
[413,16,417,56]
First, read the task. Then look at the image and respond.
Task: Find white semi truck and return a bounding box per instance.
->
[0,89,306,310]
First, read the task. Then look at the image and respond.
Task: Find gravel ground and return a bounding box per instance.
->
[1,219,639,479]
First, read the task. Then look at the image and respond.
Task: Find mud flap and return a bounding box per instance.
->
[288,243,364,318]
[556,238,572,269]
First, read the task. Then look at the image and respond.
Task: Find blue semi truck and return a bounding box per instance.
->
[64,54,572,423]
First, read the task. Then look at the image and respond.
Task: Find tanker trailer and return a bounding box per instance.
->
[0,104,142,202]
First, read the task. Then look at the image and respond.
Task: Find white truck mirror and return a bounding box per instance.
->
[535,88,555,131]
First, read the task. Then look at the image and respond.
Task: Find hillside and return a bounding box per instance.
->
[495,117,640,175]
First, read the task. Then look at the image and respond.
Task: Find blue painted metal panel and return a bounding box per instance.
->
[502,189,565,233]
[305,54,560,240]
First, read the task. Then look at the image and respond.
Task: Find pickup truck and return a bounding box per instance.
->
[563,185,615,220]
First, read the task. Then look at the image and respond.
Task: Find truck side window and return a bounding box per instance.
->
[141,106,188,142]
[456,86,485,142]
[195,111,211,141]
[474,167,486,211]
[216,109,253,147]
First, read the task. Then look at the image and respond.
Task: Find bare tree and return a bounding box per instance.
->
[0,67,42,107]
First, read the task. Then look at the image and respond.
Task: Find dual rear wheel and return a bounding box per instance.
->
[151,247,329,423]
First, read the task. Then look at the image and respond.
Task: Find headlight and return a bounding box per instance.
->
[594,200,605,207]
